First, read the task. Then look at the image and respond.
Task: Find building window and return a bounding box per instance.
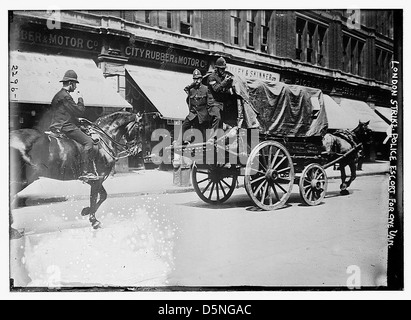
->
[342,35,365,76]
[145,11,151,24]
[159,10,173,29]
[376,48,393,83]
[306,22,315,63]
[376,10,394,39]
[296,17,305,60]
[231,10,240,45]
[246,10,257,48]
[180,10,193,35]
[295,16,328,66]
[167,11,172,28]
[261,10,271,53]
[134,10,151,24]
[317,26,326,66]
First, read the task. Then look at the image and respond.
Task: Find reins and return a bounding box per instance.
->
[81,118,139,160]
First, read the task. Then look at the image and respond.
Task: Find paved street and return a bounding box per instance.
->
[10,173,389,289]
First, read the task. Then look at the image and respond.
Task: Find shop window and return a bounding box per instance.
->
[231,10,240,45]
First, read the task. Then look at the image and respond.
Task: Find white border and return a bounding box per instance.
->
[1,0,410,301]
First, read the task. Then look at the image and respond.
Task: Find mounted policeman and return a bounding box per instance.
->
[49,70,98,180]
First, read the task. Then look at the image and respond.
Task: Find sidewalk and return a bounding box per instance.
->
[14,161,390,205]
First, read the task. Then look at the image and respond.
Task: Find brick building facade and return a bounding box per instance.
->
[9,9,398,167]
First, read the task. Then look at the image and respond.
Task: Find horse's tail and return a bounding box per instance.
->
[10,129,43,165]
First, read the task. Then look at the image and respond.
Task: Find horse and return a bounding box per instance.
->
[10,111,143,237]
[322,120,372,195]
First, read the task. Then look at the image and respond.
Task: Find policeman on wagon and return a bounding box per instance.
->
[174,69,210,145]
[206,56,234,141]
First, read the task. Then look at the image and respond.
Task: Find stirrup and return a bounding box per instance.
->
[78,172,100,181]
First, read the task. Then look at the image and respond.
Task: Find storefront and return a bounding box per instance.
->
[9,17,133,171]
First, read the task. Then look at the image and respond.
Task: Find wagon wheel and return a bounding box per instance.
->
[299,163,327,206]
[192,164,238,204]
[245,141,295,210]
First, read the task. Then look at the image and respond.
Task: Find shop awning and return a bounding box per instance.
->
[321,95,361,130]
[374,106,392,124]
[9,51,132,108]
[125,65,191,120]
[338,98,390,133]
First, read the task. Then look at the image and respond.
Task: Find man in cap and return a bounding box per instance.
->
[206,56,234,141]
[49,70,98,180]
[174,69,210,145]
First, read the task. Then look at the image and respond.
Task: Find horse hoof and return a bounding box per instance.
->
[81,207,90,216]
[340,189,349,196]
[91,220,102,229]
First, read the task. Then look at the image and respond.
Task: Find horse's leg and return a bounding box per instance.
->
[345,161,357,189]
[339,164,349,195]
[92,184,107,218]
[80,181,102,229]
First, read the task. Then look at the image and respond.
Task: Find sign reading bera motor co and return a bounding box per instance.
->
[10,23,101,53]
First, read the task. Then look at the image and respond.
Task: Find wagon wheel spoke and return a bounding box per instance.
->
[272,154,287,170]
[218,181,227,197]
[253,179,266,195]
[250,175,266,185]
[270,148,281,169]
[274,182,288,194]
[208,183,216,200]
[202,180,213,194]
[261,182,269,204]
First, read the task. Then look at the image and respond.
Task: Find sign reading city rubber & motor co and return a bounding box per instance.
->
[125,36,209,73]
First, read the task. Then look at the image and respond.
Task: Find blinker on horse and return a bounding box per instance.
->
[322,120,372,195]
[10,111,143,232]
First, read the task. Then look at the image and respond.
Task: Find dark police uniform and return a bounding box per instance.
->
[49,88,96,174]
[207,70,233,134]
[180,83,210,140]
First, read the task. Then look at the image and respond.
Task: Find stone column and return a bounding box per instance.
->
[98,53,131,173]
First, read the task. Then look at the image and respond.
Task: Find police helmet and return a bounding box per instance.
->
[192,69,202,79]
[215,57,227,69]
[60,70,79,83]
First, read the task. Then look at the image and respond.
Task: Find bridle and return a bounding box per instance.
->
[83,114,142,161]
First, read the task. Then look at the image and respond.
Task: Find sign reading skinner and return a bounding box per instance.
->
[226,63,280,83]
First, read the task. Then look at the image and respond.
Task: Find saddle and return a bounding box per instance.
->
[45,126,100,144]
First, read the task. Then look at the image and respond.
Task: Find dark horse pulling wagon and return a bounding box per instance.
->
[170,75,371,210]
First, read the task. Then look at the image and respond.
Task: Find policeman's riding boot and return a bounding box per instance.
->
[79,157,99,181]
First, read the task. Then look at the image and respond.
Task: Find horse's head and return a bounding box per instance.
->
[124,113,144,156]
[353,120,373,145]
[95,111,144,156]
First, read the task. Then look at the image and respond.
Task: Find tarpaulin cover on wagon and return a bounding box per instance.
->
[9,51,132,109]
[125,65,191,120]
[337,98,390,133]
[232,75,328,137]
